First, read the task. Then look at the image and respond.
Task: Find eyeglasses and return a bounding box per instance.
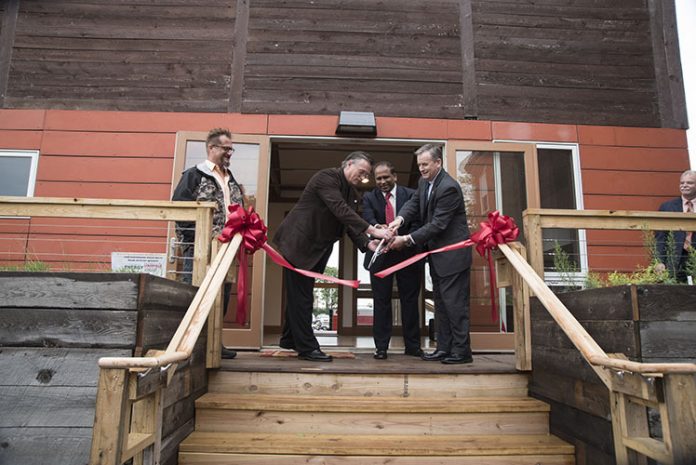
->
[212,144,235,153]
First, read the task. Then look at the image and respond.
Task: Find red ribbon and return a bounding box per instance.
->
[218,204,359,326]
[375,211,519,327]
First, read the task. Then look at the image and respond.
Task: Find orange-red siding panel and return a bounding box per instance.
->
[0,130,43,150]
[0,110,46,130]
[492,122,577,142]
[268,115,337,136]
[583,194,675,211]
[35,181,171,200]
[43,110,268,134]
[28,218,169,238]
[37,156,173,183]
[26,234,167,263]
[40,131,176,158]
[446,120,492,140]
[376,117,449,140]
[578,125,687,148]
[579,145,689,171]
[582,170,681,196]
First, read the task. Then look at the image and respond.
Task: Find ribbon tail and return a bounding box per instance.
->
[486,250,498,325]
[235,248,248,325]
[262,244,360,288]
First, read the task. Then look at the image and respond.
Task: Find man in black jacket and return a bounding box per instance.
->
[172,127,243,359]
[362,161,423,360]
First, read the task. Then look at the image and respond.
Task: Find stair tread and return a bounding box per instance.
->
[180,432,574,456]
[196,393,550,413]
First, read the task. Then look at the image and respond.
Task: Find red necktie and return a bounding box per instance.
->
[385,192,394,224]
[685,200,693,250]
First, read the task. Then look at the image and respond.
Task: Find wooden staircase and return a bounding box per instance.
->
[178,355,574,464]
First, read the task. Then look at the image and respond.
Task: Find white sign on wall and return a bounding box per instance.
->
[111,252,167,277]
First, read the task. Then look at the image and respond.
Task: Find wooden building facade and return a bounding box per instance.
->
[0,0,690,346]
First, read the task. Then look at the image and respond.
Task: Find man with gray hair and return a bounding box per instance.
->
[655,169,696,282]
[273,152,393,362]
[388,144,473,364]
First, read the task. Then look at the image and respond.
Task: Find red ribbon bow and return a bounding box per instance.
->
[375,210,518,328]
[218,204,359,326]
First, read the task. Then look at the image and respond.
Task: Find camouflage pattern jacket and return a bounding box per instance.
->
[172,161,244,245]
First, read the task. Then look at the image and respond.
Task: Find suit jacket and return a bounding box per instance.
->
[656,197,689,264]
[273,167,370,270]
[362,185,420,272]
[398,169,471,277]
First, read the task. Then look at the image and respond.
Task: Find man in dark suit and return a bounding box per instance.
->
[362,161,423,360]
[655,170,696,282]
[388,144,473,364]
[272,152,393,362]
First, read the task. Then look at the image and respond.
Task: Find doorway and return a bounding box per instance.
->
[262,138,426,348]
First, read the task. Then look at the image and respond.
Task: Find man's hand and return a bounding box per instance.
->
[367,239,381,252]
[390,236,409,251]
[387,217,403,231]
[370,226,394,241]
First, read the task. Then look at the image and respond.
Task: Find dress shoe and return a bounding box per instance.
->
[421,350,449,361]
[373,349,388,360]
[298,349,333,362]
[404,347,423,357]
[221,347,237,359]
[441,353,473,364]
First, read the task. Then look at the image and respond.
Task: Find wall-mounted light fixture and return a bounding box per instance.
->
[335,111,377,136]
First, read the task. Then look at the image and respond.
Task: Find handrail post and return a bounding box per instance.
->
[663,373,696,464]
[192,206,213,286]
[90,368,130,465]
[509,242,532,371]
[206,238,223,369]
[522,211,544,280]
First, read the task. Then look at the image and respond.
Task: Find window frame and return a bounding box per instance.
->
[0,149,40,197]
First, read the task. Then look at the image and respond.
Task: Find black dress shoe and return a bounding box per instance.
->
[374,349,388,360]
[298,349,333,362]
[441,353,473,364]
[404,347,423,357]
[421,350,449,361]
[221,347,237,359]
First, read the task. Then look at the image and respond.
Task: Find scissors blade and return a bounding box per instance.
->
[367,239,386,269]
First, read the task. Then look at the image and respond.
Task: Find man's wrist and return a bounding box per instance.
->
[405,234,415,247]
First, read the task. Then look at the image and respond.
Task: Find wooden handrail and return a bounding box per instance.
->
[0,196,216,286]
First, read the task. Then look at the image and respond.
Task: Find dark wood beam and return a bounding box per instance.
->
[0,0,19,108]
[459,0,477,118]
[228,0,249,113]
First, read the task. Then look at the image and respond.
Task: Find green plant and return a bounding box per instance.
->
[0,260,50,272]
[552,241,579,289]
[584,272,604,289]
[685,247,696,283]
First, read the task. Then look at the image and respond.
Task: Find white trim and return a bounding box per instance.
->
[0,149,39,197]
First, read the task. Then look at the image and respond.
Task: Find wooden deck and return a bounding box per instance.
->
[220,351,517,374]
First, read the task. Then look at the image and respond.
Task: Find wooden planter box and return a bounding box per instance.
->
[0,272,203,465]
[529,284,696,465]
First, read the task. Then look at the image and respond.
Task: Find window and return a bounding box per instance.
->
[0,150,39,196]
[537,144,588,286]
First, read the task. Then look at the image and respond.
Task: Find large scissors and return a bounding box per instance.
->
[367,238,387,269]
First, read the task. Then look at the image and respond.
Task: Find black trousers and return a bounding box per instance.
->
[279,248,333,354]
[370,262,422,351]
[432,267,471,356]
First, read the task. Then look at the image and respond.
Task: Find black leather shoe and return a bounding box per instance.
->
[404,347,423,357]
[441,353,473,364]
[421,350,449,361]
[221,347,237,359]
[374,349,388,360]
[298,349,333,362]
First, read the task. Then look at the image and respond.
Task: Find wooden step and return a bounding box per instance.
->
[208,371,530,398]
[195,393,550,435]
[180,454,574,465]
[179,432,574,461]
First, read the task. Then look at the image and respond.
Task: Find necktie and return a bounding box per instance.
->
[385,192,395,224]
[685,200,694,250]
